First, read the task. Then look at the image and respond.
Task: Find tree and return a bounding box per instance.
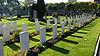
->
[73,2,98,13]
[37,0,46,20]
[29,3,37,20]
[46,3,53,10]
[58,2,65,10]
[97,4,100,11]
[65,2,74,16]
[52,5,58,11]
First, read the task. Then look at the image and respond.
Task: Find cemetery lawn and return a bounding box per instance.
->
[1,16,66,56]
[38,18,100,56]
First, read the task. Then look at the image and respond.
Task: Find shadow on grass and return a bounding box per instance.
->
[62,39,78,44]
[30,37,40,42]
[50,46,69,54]
[80,19,98,31]
[70,35,83,38]
[77,32,87,34]
[84,21,97,28]
[8,43,20,51]
[50,21,54,24]
[46,34,52,36]
[40,23,45,25]
[81,29,90,31]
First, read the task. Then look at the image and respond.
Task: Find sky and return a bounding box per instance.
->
[19,0,91,3]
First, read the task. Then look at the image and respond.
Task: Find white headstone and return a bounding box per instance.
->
[60,17,62,25]
[0,23,4,34]
[83,18,85,25]
[64,18,66,24]
[3,26,10,41]
[40,27,46,44]
[22,23,28,31]
[11,16,12,21]
[77,19,79,26]
[47,20,50,28]
[12,21,17,31]
[6,22,11,32]
[20,31,30,55]
[35,22,40,32]
[71,16,72,22]
[80,18,82,25]
[65,15,67,19]
[79,19,81,26]
[73,19,76,28]
[94,14,96,17]
[61,23,65,34]
[68,17,70,22]
[45,16,47,20]
[0,39,4,56]
[57,16,60,23]
[53,24,57,39]
[53,17,56,23]
[35,19,38,23]
[55,19,57,24]
[33,10,37,19]
[76,15,77,19]
[68,21,71,31]
[85,17,86,23]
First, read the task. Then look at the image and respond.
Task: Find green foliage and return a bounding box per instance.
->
[37,0,46,20]
[58,2,65,10]
[29,3,37,21]
[97,4,100,11]
[52,5,58,11]
[73,2,98,11]
[29,0,46,20]
[89,2,98,10]
[65,2,74,10]
[46,3,53,10]
[45,2,98,13]
[17,14,22,18]
[12,31,20,42]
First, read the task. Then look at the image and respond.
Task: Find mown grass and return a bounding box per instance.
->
[38,18,100,56]
[1,16,94,56]
[1,16,68,56]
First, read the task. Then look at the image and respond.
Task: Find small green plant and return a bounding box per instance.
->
[12,31,20,42]
[46,27,52,32]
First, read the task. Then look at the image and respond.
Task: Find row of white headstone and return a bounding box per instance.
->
[40,15,94,45]
[0,14,96,56]
[0,22,28,42]
[0,22,17,42]
[0,31,29,56]
[0,21,17,35]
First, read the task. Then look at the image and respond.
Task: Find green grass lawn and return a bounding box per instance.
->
[0,16,95,56]
[1,16,68,56]
[38,18,100,56]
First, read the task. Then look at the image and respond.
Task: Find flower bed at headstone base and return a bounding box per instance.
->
[46,27,52,32]
[3,29,40,46]
[19,17,97,56]
[3,30,22,46]
[29,32,39,38]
